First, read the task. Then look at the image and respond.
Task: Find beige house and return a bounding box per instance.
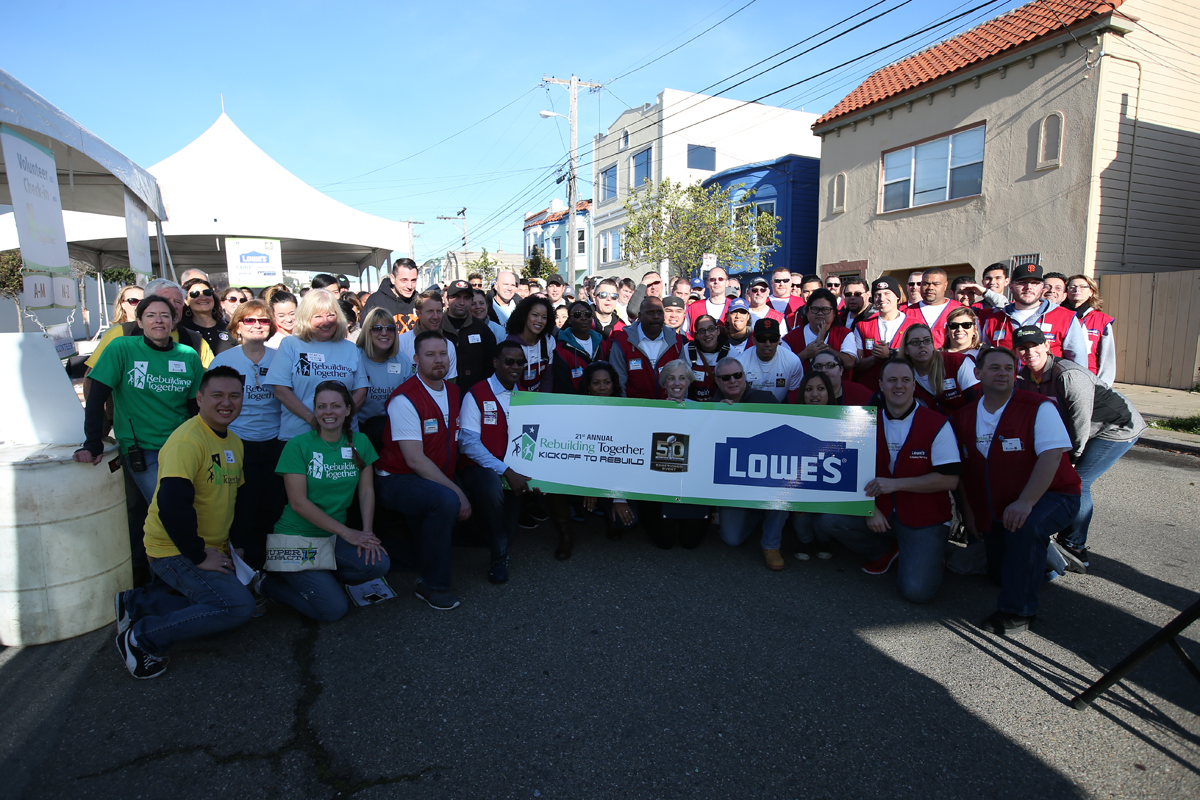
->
[813,0,1200,287]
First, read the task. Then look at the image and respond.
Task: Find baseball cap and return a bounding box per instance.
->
[662,296,686,310]
[1012,325,1046,347]
[753,318,781,338]
[447,279,473,296]
[748,276,769,289]
[690,277,705,290]
[727,297,751,315]
[546,274,565,286]
[872,276,902,299]
[1012,262,1044,281]
[726,282,742,298]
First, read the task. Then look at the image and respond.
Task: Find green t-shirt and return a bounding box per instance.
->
[274,430,378,538]
[88,335,204,452]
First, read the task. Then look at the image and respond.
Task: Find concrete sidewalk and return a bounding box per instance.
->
[1114,383,1200,456]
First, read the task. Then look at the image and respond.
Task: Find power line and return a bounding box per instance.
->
[610,0,761,83]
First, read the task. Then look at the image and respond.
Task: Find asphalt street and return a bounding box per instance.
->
[2,446,1197,799]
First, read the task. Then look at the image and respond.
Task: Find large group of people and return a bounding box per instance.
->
[75,256,1142,679]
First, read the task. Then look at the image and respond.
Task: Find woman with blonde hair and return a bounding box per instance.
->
[355,306,410,451]
[264,288,369,441]
[941,306,981,357]
[641,360,710,551]
[1064,274,1115,386]
[110,284,144,325]
[901,324,978,415]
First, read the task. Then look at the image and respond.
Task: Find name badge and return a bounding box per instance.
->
[387,362,403,374]
[483,412,498,426]
[865,338,875,349]
[224,450,236,463]
[524,364,537,381]
[169,360,186,373]
[423,418,438,434]
[218,332,230,341]
[341,447,353,459]
[483,400,497,411]
[572,367,583,379]
[307,352,325,363]
[259,366,269,376]
[692,370,705,382]
[1001,438,1023,452]
[1039,323,1053,332]
[468,334,481,344]
[630,359,644,371]
[942,378,957,391]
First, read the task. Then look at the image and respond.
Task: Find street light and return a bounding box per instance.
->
[539,110,565,120]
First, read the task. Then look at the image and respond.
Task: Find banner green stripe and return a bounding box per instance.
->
[528,479,874,516]
[21,259,70,274]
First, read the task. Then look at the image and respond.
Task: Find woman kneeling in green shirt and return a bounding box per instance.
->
[257,381,388,621]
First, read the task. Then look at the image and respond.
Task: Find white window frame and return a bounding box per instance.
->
[576,229,586,255]
[631,147,652,191]
[600,165,617,202]
[553,237,563,262]
[612,229,622,261]
[832,172,847,214]
[880,124,985,213]
[600,232,609,263]
[1037,112,1064,170]
[619,129,630,151]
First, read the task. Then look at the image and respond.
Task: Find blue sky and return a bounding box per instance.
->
[5,0,1026,262]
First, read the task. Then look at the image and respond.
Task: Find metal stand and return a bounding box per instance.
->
[1072,597,1200,710]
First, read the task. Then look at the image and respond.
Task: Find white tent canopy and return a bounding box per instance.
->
[1,113,410,278]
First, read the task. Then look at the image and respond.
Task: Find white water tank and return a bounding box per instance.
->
[0,443,130,646]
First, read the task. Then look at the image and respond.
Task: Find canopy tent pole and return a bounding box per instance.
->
[155,220,177,283]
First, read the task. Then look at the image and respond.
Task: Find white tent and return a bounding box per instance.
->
[1,112,411,279]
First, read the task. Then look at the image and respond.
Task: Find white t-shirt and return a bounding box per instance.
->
[919,301,952,328]
[396,329,458,381]
[459,375,512,433]
[768,295,791,314]
[493,298,517,325]
[786,324,858,358]
[975,398,1071,457]
[388,380,452,442]
[737,347,803,402]
[749,306,788,335]
[727,337,752,359]
[877,315,908,349]
[882,405,959,472]
[915,358,980,396]
[636,327,668,364]
[705,299,726,319]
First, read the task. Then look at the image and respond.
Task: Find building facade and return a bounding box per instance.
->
[591,89,820,281]
[812,0,1200,286]
[522,198,592,278]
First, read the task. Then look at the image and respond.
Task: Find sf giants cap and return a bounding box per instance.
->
[1012,325,1046,347]
[1012,262,1044,281]
[753,317,781,338]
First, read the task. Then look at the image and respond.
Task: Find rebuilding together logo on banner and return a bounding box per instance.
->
[713,424,858,492]
[512,424,647,466]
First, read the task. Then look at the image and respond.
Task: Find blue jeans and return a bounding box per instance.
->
[792,512,829,544]
[127,449,160,504]
[376,472,458,591]
[128,555,255,655]
[986,491,1081,617]
[262,536,390,622]
[1056,438,1136,550]
[458,464,518,564]
[719,507,789,550]
[815,513,948,604]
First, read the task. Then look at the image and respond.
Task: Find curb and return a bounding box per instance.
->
[1135,433,1200,457]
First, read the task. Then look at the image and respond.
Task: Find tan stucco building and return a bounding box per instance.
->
[812,0,1200,285]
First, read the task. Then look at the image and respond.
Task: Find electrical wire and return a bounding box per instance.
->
[610,0,761,83]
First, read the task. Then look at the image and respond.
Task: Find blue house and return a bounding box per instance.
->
[699,154,819,278]
[523,199,592,275]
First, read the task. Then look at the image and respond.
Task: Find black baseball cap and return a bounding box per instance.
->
[1012,325,1046,347]
[748,276,769,288]
[447,279,473,296]
[753,318,781,338]
[546,274,565,286]
[1012,262,1044,281]
[662,296,686,309]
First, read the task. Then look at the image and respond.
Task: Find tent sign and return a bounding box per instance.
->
[226,238,282,284]
[0,125,70,274]
[22,274,52,309]
[124,189,153,275]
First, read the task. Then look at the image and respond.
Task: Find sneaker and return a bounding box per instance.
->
[518,511,539,530]
[793,543,812,561]
[114,590,132,635]
[115,629,168,679]
[414,582,461,610]
[1053,540,1089,574]
[249,570,268,596]
[487,559,509,584]
[816,541,834,560]
[978,611,1035,636]
[762,548,785,571]
[569,506,588,523]
[862,545,900,576]
[528,502,549,523]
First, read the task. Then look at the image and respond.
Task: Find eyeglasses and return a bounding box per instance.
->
[569,311,591,319]
[370,324,398,333]
[825,282,841,288]
[772,278,790,284]
[755,335,781,344]
[224,296,246,304]
[907,282,921,287]
[241,317,271,326]
[716,371,744,382]
[189,289,214,298]
[595,291,618,300]
[907,337,934,347]
[812,361,840,371]
[844,291,864,297]
[502,357,528,367]
[124,297,142,305]
[695,326,718,335]
[807,306,833,315]
[750,286,768,293]
[945,321,974,331]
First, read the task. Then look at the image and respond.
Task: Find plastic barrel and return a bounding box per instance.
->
[0,443,130,646]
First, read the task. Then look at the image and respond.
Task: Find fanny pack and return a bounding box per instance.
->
[264,534,336,572]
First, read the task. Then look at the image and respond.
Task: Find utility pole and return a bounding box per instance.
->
[544,75,601,291]
[437,209,467,281]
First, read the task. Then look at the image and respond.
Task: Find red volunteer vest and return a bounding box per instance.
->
[611,329,684,400]
[787,377,874,406]
[458,379,508,470]
[949,390,1081,530]
[851,315,914,390]
[1077,308,1114,377]
[376,376,461,480]
[781,324,854,375]
[980,305,1076,358]
[688,298,730,329]
[685,342,727,402]
[554,339,593,392]
[508,335,551,392]
[904,300,963,349]
[912,352,977,415]
[875,406,953,527]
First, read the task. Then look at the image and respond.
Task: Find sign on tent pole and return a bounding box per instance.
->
[124,189,153,275]
[225,238,282,284]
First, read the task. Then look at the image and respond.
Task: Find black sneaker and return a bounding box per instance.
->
[518,511,539,530]
[414,582,461,610]
[115,629,168,679]
[1053,540,1089,574]
[487,559,509,585]
[114,590,131,635]
[978,611,1035,636]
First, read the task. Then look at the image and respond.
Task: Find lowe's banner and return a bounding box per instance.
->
[504,395,876,514]
[225,237,282,284]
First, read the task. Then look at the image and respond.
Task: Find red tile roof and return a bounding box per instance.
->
[523,199,592,230]
[814,0,1124,127]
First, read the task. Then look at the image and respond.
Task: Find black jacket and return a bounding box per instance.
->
[440,313,496,393]
[362,278,419,334]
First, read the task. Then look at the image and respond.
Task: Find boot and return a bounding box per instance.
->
[550,497,574,560]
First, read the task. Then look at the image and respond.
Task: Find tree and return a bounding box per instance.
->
[523,245,559,282]
[621,178,780,279]
[463,248,503,285]
[0,249,23,332]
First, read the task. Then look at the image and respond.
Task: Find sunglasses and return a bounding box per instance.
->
[750,286,768,292]
[502,357,528,367]
[907,282,921,287]
[241,317,271,326]
[946,321,974,331]
[224,296,246,303]
[844,291,864,297]
[124,297,143,305]
[825,283,841,288]
[772,278,790,284]
[370,324,398,333]
[594,291,618,300]
[569,311,591,319]
[716,371,744,381]
[189,289,214,298]
[755,335,781,344]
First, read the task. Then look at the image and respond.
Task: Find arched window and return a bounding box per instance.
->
[832,172,847,214]
[1038,112,1063,170]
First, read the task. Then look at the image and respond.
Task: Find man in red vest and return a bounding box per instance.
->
[950,346,1082,635]
[814,358,960,603]
[686,266,733,330]
[852,276,914,391]
[978,262,1088,364]
[375,331,468,610]
[903,267,962,349]
[610,297,684,399]
[457,340,534,585]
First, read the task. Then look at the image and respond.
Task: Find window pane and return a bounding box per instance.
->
[883,180,910,212]
[913,138,949,205]
[883,149,911,183]
[951,127,985,166]
[612,230,621,260]
[633,149,652,186]
[757,202,776,219]
[687,144,716,171]
[949,161,983,199]
[601,166,616,200]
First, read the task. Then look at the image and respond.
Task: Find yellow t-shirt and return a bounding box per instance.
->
[143,416,245,559]
[86,323,215,369]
